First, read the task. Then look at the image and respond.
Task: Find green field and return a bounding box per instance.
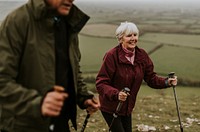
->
[150,45,200,82]
[140,33,200,48]
[79,33,200,85]
[79,35,117,72]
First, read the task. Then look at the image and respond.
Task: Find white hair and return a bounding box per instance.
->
[115,21,139,42]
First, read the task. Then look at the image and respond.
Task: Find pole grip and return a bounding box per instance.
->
[168,72,175,78]
[116,87,130,113]
[109,87,130,131]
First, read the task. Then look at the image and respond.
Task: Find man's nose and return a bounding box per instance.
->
[67,0,74,2]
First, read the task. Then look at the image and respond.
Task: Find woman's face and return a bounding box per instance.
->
[121,33,138,51]
[45,0,74,16]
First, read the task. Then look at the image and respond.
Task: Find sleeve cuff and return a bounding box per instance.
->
[165,79,170,87]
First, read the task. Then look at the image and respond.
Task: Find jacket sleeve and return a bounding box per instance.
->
[143,52,168,89]
[73,37,94,109]
[76,66,94,109]
[0,14,42,118]
[96,52,119,101]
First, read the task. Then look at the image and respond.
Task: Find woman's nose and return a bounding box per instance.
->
[130,35,136,40]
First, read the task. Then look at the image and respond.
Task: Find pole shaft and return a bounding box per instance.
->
[173,86,183,132]
[80,113,90,132]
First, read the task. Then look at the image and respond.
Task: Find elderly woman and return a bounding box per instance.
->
[96,21,177,132]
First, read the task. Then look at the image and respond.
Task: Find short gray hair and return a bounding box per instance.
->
[115,21,139,42]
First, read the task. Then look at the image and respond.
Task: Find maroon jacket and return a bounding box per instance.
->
[96,44,168,115]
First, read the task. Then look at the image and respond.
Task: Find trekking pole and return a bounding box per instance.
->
[168,72,183,132]
[80,111,90,132]
[80,96,99,132]
[108,87,130,132]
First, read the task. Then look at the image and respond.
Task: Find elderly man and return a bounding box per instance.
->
[0,0,100,132]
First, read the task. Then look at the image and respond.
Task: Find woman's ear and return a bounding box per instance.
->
[119,37,123,43]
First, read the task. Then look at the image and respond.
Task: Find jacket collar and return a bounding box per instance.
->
[27,0,89,32]
[118,44,146,65]
[118,44,132,64]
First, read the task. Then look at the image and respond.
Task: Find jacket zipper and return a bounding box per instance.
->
[125,67,129,115]
[125,67,128,86]
[0,104,2,123]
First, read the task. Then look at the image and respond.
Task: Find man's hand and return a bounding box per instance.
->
[84,96,100,114]
[41,86,68,117]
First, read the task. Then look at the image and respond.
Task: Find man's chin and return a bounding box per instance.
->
[58,9,70,16]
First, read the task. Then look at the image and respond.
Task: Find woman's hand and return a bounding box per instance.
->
[168,76,178,86]
[118,91,130,102]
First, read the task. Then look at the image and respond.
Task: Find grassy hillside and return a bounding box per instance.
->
[72,85,200,132]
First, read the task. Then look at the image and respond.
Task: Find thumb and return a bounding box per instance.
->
[54,85,65,92]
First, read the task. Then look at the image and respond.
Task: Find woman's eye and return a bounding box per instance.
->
[126,34,137,37]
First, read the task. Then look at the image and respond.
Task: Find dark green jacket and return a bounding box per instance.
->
[0,0,93,131]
